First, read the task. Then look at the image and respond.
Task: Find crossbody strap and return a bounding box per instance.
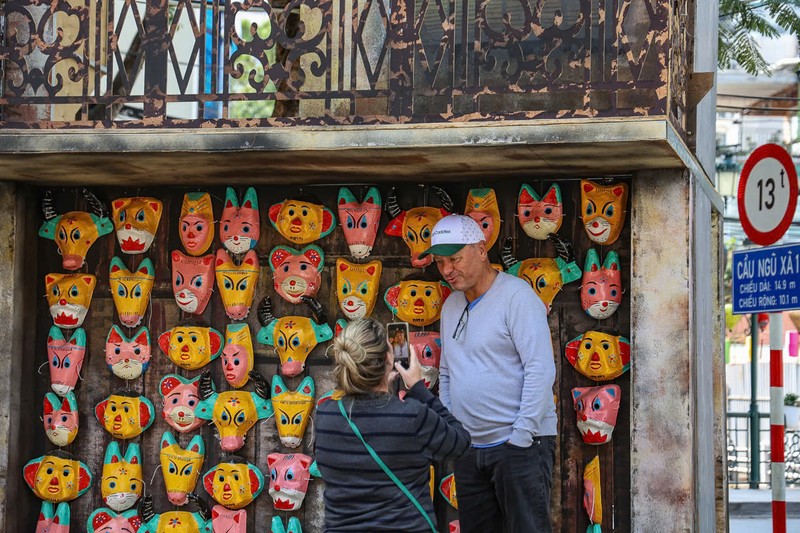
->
[338,400,437,533]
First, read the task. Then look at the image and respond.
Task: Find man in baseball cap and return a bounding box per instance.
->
[419,214,486,259]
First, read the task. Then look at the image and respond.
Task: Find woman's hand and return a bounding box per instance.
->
[395,343,422,389]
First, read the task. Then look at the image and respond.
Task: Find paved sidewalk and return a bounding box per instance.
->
[729,488,800,517]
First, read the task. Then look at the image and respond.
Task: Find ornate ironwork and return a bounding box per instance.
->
[0,0,675,127]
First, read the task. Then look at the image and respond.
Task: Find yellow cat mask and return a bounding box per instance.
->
[160,431,205,506]
[215,249,259,321]
[272,375,315,448]
[109,257,155,328]
[45,273,97,329]
[101,442,143,512]
[581,180,628,245]
[111,196,163,253]
[336,258,382,319]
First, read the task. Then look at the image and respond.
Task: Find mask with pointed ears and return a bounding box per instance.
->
[95,390,155,440]
[272,375,315,448]
[43,391,79,447]
[256,296,333,377]
[172,251,215,315]
[267,453,319,511]
[160,374,206,433]
[46,326,86,396]
[517,183,563,240]
[158,325,223,371]
[24,450,92,503]
[45,273,96,329]
[269,244,324,304]
[215,249,259,320]
[271,516,304,533]
[109,257,154,328]
[581,249,623,320]
[572,385,622,445]
[160,431,206,506]
[338,186,382,258]
[212,507,247,533]
[39,188,114,270]
[384,186,453,267]
[137,493,213,533]
[101,442,143,512]
[111,196,163,254]
[269,197,336,245]
[336,258,382,319]
[384,277,452,327]
[180,192,215,256]
[86,508,142,533]
[203,456,265,510]
[105,325,151,380]
[581,179,628,245]
[464,188,501,250]
[409,331,441,389]
[220,187,260,254]
[565,331,630,381]
[194,370,274,452]
[36,501,70,533]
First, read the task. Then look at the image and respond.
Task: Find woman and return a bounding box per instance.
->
[315,318,470,532]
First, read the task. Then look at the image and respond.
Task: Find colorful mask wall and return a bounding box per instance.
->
[23,182,630,532]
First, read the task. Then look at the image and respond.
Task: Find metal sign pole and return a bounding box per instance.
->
[769,312,786,533]
[750,313,760,488]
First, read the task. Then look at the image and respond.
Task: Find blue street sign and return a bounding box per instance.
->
[732,243,800,314]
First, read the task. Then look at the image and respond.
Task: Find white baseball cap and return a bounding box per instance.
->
[419,215,485,258]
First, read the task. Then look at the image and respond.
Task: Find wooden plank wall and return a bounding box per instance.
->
[21,178,630,532]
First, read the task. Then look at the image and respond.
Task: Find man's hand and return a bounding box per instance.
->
[395,342,423,389]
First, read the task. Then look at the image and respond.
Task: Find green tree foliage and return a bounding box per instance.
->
[229,17,277,119]
[719,0,800,75]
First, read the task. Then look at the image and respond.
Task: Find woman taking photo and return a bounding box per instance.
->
[315,318,470,532]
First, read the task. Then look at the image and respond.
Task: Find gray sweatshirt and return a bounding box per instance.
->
[439,271,558,447]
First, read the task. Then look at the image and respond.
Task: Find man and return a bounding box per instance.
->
[419,214,557,533]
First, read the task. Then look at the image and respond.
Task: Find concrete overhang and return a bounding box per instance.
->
[0,117,721,209]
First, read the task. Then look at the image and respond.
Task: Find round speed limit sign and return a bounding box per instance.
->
[737,143,798,246]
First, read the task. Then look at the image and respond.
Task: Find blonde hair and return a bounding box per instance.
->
[331,318,390,394]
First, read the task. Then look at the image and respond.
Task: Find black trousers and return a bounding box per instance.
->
[453,437,556,533]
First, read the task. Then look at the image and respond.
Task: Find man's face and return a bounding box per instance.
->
[434,243,485,292]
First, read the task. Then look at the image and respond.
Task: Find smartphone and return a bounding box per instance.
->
[386,322,411,369]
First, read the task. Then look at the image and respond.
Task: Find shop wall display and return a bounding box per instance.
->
[23,180,631,532]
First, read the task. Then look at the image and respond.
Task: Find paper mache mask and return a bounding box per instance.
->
[111,196,163,254]
[384,186,453,268]
[269,197,336,245]
[172,251,215,315]
[43,391,79,447]
[338,187,382,258]
[272,375,315,448]
[220,187,260,254]
[106,325,151,380]
[203,457,264,510]
[269,245,324,304]
[572,385,622,445]
[565,331,631,381]
[158,325,223,371]
[384,278,452,327]
[47,326,86,396]
[95,390,155,440]
[583,456,602,528]
[582,249,623,320]
[465,188,501,250]
[272,516,303,533]
[36,501,70,533]
[215,249,259,320]
[87,508,142,533]
[101,442,143,512]
[138,494,213,533]
[160,431,206,505]
[581,179,629,245]
[39,189,114,271]
[500,236,581,314]
[194,371,274,452]
[180,192,215,256]
[24,450,92,503]
[160,374,206,433]
[222,323,255,388]
[109,257,154,327]
[256,296,333,377]
[518,183,563,240]
[336,258,382,319]
[409,331,441,389]
[213,507,247,533]
[267,453,317,511]
[439,473,458,509]
[46,273,96,329]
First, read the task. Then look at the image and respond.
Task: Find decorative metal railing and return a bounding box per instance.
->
[0,0,679,128]
[728,412,800,488]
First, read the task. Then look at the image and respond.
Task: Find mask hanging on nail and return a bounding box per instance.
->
[464,188,501,250]
[565,331,630,381]
[272,375,315,448]
[160,374,207,434]
[158,325,223,371]
[256,296,333,377]
[269,245,324,304]
[267,453,317,511]
[105,325,151,380]
[86,508,142,533]
[39,189,114,271]
[215,249,259,320]
[111,196,162,254]
[572,385,621,445]
[45,273,96,329]
[384,278,452,327]
[95,390,155,440]
[101,442,143,512]
[220,187,260,254]
[24,450,92,503]
[47,326,86,396]
[138,494,213,533]
[160,431,205,506]
[172,251,215,315]
[517,183,563,240]
[336,258,382,319]
[583,456,602,530]
[222,323,255,388]
[36,502,71,533]
[581,179,628,245]
[384,186,453,268]
[43,391,79,447]
[581,249,623,320]
[212,507,247,533]
[203,457,264,510]
[180,192,215,256]
[409,331,441,389]
[109,257,154,328]
[338,187,382,258]
[269,197,336,245]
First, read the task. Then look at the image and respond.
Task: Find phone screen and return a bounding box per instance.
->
[386,322,411,368]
